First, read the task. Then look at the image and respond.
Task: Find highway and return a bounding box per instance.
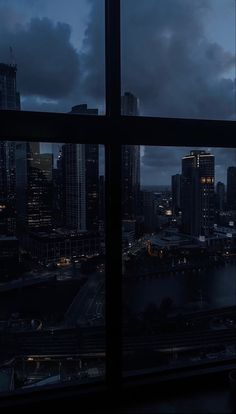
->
[64,272,105,327]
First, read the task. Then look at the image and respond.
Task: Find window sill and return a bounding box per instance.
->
[1,360,236,412]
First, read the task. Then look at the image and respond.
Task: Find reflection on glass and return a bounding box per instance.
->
[122,145,236,374]
[121,0,236,120]
[0,139,105,393]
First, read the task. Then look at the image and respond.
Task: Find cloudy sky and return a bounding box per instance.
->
[141,146,236,186]
[0,0,235,184]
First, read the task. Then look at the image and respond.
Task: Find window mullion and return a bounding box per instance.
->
[105,141,122,392]
[105,0,122,394]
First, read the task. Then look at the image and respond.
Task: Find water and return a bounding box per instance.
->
[123,262,236,314]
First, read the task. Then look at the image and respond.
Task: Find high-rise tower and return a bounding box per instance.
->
[121,92,140,220]
[227,166,236,211]
[63,105,99,232]
[0,63,21,110]
[181,150,215,237]
[16,142,53,230]
[172,174,182,216]
[0,63,21,234]
[216,181,225,211]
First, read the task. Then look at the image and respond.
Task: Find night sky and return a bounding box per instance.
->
[0,0,235,184]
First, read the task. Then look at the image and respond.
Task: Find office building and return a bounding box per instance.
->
[0,63,21,234]
[181,150,215,237]
[121,92,140,220]
[63,105,99,232]
[171,174,182,216]
[227,166,236,211]
[216,181,225,211]
[0,63,20,110]
[141,190,158,233]
[25,229,101,264]
[16,142,53,230]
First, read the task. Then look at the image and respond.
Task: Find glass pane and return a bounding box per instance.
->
[0,140,105,393]
[121,0,236,120]
[0,0,105,114]
[122,144,236,374]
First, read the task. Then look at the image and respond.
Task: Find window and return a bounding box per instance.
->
[122,145,236,375]
[0,138,106,392]
[0,0,235,406]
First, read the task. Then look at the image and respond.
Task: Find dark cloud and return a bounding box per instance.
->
[80,0,236,184]
[141,146,236,186]
[82,0,235,120]
[122,0,235,120]
[79,0,105,104]
[0,13,80,99]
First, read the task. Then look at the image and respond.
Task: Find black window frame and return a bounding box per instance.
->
[0,0,236,409]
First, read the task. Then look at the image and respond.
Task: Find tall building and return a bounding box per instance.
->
[121,92,139,116]
[0,63,20,110]
[181,150,215,237]
[216,181,225,211]
[171,174,182,216]
[63,143,86,232]
[227,167,236,210]
[99,175,105,232]
[63,105,99,232]
[121,92,140,220]
[52,149,64,228]
[141,190,158,233]
[16,142,53,230]
[0,63,21,234]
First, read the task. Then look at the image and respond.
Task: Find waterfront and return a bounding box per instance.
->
[123,262,236,314]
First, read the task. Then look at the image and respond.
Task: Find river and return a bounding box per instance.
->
[123,261,236,313]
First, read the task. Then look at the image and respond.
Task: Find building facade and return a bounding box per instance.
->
[121,92,140,220]
[0,63,21,234]
[181,150,215,237]
[16,142,53,230]
[171,174,182,216]
[216,181,225,212]
[63,105,99,232]
[227,166,236,211]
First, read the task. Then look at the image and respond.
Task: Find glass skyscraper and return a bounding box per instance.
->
[181,150,215,237]
[121,92,140,220]
[0,63,21,234]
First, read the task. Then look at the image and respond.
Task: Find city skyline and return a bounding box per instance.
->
[1,1,236,398]
[141,146,236,186]
[1,0,235,186]
[40,143,236,187]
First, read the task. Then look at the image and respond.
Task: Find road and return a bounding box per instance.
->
[64,272,105,327]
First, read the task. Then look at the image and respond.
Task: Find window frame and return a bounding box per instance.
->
[0,0,235,408]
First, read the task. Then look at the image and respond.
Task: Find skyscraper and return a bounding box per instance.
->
[0,63,21,234]
[171,174,182,216]
[63,105,99,232]
[181,150,215,237]
[141,190,158,233]
[0,63,20,110]
[216,181,225,211]
[121,92,139,116]
[63,143,86,232]
[121,92,140,220]
[16,142,53,229]
[227,167,236,211]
